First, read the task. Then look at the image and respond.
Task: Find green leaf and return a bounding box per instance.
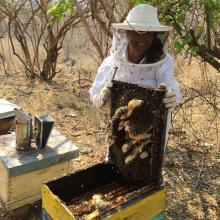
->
[174,41,184,52]
[47,0,72,22]
[175,8,185,23]
[182,36,192,45]
[192,46,200,54]
[164,15,173,22]
[130,0,149,6]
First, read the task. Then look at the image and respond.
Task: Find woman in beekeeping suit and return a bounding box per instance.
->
[89,4,181,161]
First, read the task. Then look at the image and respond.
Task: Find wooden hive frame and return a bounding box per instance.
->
[108,80,168,189]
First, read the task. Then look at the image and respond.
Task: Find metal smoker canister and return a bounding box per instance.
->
[34,115,54,149]
[14,108,32,151]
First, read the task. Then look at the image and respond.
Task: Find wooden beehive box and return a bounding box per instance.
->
[0,117,15,135]
[0,130,79,210]
[108,80,167,189]
[42,163,166,220]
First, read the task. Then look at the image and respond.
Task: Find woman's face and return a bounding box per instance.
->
[127,30,155,55]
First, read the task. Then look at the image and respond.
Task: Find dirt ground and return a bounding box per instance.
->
[0,58,219,220]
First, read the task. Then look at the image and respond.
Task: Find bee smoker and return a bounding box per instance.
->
[14,108,32,151]
[34,115,54,149]
[14,109,54,150]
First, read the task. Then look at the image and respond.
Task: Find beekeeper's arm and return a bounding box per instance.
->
[89,56,114,109]
[156,54,181,110]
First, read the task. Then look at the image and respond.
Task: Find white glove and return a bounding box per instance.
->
[93,83,112,108]
[160,84,177,109]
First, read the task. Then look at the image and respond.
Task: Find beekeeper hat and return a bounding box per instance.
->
[112,4,172,32]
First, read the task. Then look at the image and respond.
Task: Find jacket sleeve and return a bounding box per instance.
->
[156,54,181,105]
[89,56,114,108]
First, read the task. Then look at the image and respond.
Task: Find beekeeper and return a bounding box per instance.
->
[89,4,181,160]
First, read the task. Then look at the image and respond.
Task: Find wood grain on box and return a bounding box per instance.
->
[0,130,79,210]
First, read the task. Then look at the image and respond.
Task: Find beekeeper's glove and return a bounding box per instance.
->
[93,83,112,109]
[160,84,177,109]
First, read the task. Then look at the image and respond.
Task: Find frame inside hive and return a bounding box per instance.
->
[46,163,159,220]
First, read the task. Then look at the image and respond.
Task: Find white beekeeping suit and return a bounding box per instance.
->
[89,4,181,151]
[89,37,181,107]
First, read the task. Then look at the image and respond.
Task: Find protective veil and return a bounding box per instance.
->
[89,29,181,108]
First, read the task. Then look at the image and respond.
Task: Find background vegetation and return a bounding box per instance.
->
[0,1,219,219]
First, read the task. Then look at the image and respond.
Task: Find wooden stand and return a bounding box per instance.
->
[0,130,79,210]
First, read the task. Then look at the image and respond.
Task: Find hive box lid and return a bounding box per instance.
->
[0,99,20,119]
[0,130,79,176]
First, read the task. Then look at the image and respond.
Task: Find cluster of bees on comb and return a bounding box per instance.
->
[111,98,154,165]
